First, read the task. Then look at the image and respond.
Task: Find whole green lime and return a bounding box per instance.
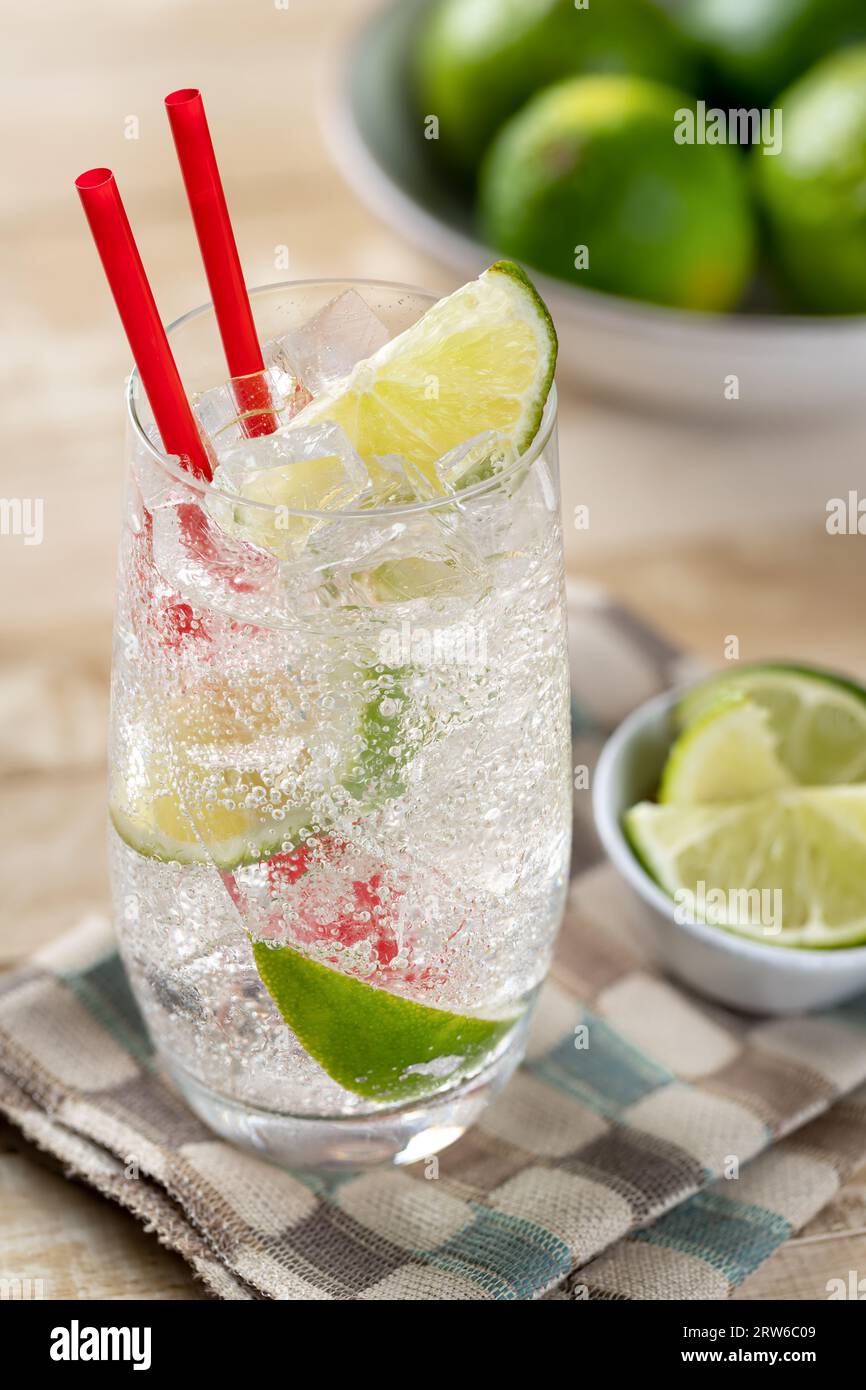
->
[755,46,866,314]
[414,0,696,176]
[677,0,866,106]
[478,75,755,311]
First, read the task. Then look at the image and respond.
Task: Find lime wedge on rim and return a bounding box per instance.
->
[252,939,515,1101]
[217,262,555,588]
[675,664,866,786]
[287,260,557,491]
[626,787,866,949]
[659,694,793,805]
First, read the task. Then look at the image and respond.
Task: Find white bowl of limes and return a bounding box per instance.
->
[594,663,866,1014]
[328,0,866,420]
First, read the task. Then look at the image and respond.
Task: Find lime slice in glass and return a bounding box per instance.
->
[110,779,310,872]
[676,664,866,785]
[253,939,516,1101]
[341,665,421,807]
[354,556,472,605]
[626,786,866,948]
[659,694,792,805]
[110,665,429,868]
[232,450,359,553]
[110,673,347,870]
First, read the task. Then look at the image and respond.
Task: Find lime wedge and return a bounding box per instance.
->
[231,451,359,554]
[110,673,347,870]
[342,666,418,807]
[289,260,557,490]
[676,664,866,785]
[355,556,469,605]
[110,784,308,872]
[253,940,515,1101]
[659,694,792,805]
[110,666,429,869]
[626,787,866,948]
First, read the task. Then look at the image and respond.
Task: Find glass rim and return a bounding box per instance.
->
[125,277,558,521]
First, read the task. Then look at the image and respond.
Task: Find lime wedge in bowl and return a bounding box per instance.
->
[625,787,866,949]
[675,664,866,785]
[253,940,516,1102]
[659,694,792,805]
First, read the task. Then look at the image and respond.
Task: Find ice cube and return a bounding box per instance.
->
[192,379,240,443]
[314,502,487,610]
[257,351,313,422]
[371,454,439,505]
[149,497,279,621]
[304,509,409,579]
[295,443,491,608]
[458,454,558,564]
[192,369,310,448]
[216,421,368,497]
[435,431,516,494]
[210,422,370,561]
[267,290,391,397]
[298,453,442,582]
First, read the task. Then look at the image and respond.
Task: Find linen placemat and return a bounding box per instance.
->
[1,585,865,1300]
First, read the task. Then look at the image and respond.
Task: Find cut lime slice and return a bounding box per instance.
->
[252,939,515,1101]
[109,792,307,872]
[354,556,470,605]
[626,787,866,949]
[109,740,314,872]
[659,694,792,805]
[110,673,349,871]
[110,666,429,869]
[342,666,418,807]
[676,664,866,785]
[289,260,557,490]
[231,451,359,554]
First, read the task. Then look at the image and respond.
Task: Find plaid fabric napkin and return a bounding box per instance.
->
[2,584,866,1301]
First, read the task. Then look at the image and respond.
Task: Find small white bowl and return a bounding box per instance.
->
[593,687,866,1015]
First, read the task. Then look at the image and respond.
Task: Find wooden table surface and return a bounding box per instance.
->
[1,0,864,1300]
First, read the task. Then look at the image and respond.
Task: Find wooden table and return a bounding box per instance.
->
[1,0,864,1299]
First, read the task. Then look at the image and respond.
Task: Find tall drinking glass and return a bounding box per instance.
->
[110,280,572,1169]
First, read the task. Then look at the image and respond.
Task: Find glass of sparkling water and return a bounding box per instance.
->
[110,279,572,1170]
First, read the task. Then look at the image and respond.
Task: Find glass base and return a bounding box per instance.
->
[160,1034,525,1173]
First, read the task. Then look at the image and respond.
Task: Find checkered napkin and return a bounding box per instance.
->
[2,584,866,1301]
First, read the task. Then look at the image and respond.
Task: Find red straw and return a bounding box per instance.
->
[75,168,213,481]
[165,88,277,437]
